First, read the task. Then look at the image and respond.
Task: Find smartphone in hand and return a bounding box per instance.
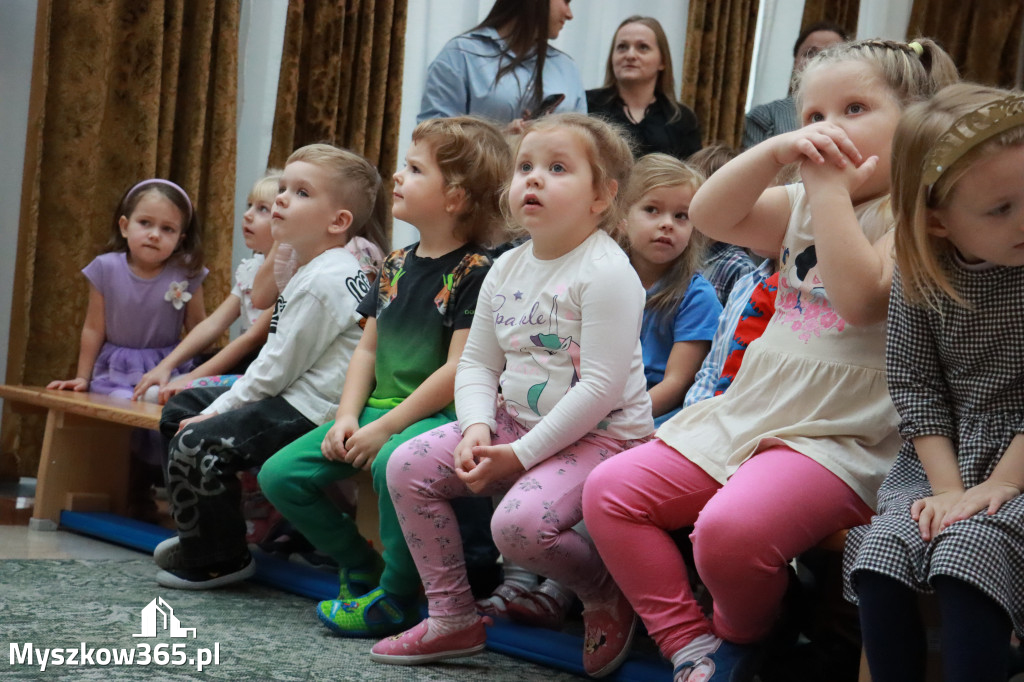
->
[523,93,565,120]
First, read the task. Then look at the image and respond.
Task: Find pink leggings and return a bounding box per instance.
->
[386,406,647,617]
[582,439,872,658]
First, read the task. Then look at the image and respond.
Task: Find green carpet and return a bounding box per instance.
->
[0,559,583,681]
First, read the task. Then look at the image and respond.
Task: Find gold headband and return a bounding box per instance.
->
[922,93,1024,188]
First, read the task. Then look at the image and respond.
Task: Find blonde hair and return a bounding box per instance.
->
[285,144,389,256]
[892,83,1024,309]
[502,112,634,236]
[795,37,959,116]
[621,153,708,320]
[248,168,281,204]
[412,116,512,246]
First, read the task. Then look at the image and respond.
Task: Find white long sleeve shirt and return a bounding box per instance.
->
[456,231,653,469]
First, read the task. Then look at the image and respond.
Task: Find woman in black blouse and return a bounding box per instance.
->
[587,15,701,160]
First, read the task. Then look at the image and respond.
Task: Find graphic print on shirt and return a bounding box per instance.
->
[501,295,582,419]
[433,253,490,319]
[774,244,845,342]
[376,248,408,317]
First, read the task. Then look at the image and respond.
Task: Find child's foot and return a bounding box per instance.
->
[334,552,384,600]
[316,586,420,637]
[582,589,637,678]
[156,554,255,590]
[507,587,569,630]
[474,581,529,618]
[369,615,491,665]
[673,640,762,682]
[153,536,183,570]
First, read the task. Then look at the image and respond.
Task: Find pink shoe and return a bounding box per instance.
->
[369,616,491,665]
[507,589,567,630]
[582,590,637,678]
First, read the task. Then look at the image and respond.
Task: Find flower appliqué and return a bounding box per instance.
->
[165,281,193,310]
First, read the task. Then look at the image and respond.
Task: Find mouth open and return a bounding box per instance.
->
[524,194,542,207]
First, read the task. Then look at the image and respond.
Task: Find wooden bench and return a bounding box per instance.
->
[0,385,380,547]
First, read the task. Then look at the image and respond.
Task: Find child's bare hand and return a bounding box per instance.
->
[454,424,492,474]
[911,490,963,541]
[771,122,863,169]
[942,480,1021,526]
[455,443,524,494]
[133,366,172,401]
[176,412,217,434]
[157,375,193,405]
[321,416,359,462]
[339,421,394,470]
[47,378,89,392]
[801,154,878,197]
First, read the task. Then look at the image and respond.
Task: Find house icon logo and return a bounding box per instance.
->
[133,597,197,639]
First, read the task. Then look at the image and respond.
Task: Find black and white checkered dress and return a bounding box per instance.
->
[844,260,1024,637]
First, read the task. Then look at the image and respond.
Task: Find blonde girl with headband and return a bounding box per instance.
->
[582,39,958,681]
[844,83,1024,682]
[49,179,206,398]
[370,113,653,678]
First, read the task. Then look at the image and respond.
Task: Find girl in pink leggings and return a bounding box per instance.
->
[368,113,654,679]
[583,38,959,682]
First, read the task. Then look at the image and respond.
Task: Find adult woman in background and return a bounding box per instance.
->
[418,0,585,127]
[587,16,701,160]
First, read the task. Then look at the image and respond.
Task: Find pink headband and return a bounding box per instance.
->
[127,178,193,222]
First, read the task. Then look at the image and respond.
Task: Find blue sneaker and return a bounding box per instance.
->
[672,640,762,682]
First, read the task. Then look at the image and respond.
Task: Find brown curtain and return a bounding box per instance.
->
[2,0,239,477]
[800,0,860,38]
[269,0,407,196]
[682,0,761,149]
[908,0,1023,88]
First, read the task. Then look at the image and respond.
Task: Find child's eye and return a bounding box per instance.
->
[675,212,689,221]
[808,112,825,123]
[257,204,270,213]
[846,103,865,115]
[550,163,566,173]
[988,202,1012,216]
[297,189,309,198]
[519,162,533,173]
[643,205,658,215]
[410,165,420,174]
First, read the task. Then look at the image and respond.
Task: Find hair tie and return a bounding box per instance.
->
[923,93,1024,198]
[127,178,194,222]
[907,41,924,56]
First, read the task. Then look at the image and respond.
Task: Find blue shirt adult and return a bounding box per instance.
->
[641,274,722,426]
[418,26,586,124]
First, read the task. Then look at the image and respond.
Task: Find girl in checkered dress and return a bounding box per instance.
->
[845,83,1024,682]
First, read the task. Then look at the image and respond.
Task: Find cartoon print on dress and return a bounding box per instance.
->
[502,295,583,419]
[775,243,846,342]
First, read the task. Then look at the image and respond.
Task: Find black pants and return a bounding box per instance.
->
[856,569,1011,682]
[160,387,315,567]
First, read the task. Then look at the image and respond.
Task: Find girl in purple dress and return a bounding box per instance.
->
[49,179,206,516]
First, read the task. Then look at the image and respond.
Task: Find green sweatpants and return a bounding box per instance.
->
[259,405,455,598]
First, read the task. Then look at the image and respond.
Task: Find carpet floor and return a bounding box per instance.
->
[0,559,584,681]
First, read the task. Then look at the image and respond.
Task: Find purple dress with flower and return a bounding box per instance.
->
[83,252,207,399]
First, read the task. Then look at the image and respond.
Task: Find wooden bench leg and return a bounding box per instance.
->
[31,410,132,530]
[351,469,381,551]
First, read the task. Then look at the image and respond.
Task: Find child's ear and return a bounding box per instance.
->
[445,186,467,215]
[329,209,353,235]
[118,215,129,237]
[924,208,949,238]
[591,179,617,216]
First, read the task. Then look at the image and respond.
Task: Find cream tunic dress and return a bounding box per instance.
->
[656,184,901,510]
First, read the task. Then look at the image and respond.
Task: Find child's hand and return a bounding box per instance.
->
[340,421,394,470]
[910,490,964,541]
[157,375,193,405]
[321,415,359,462]
[454,424,492,474]
[456,443,524,494]
[176,412,217,434]
[133,366,172,401]
[47,378,89,392]
[942,480,1022,526]
[800,153,879,198]
[771,122,863,169]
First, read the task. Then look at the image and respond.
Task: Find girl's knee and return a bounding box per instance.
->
[582,458,627,519]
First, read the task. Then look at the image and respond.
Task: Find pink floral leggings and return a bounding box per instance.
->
[386,405,648,617]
